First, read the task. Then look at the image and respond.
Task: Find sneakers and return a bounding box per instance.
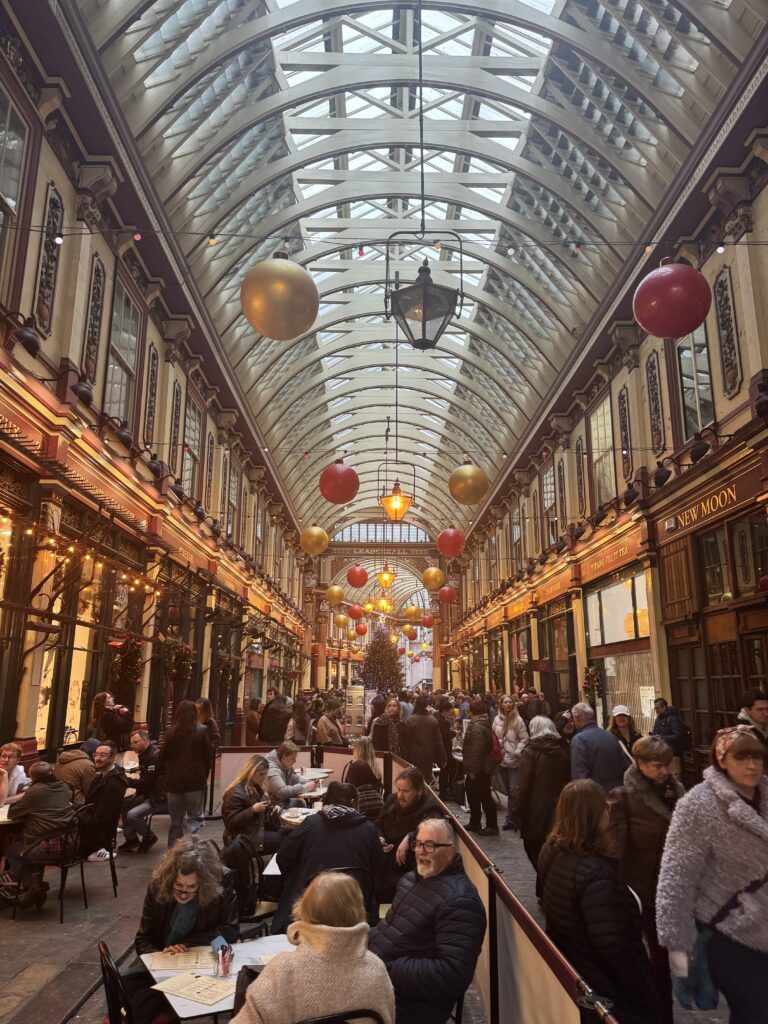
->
[118,838,141,853]
[87,848,110,862]
[140,832,159,853]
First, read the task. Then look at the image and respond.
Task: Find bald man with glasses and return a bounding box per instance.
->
[369,818,486,1024]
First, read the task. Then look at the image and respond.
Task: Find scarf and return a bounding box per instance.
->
[165,899,199,947]
[320,804,358,821]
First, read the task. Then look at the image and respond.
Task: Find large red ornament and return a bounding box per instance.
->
[633,263,711,339]
[437,527,466,559]
[346,564,368,588]
[413,656,421,663]
[319,460,360,504]
[438,585,457,604]
[397,646,406,655]
[355,623,367,636]
[421,615,434,629]
[348,604,364,620]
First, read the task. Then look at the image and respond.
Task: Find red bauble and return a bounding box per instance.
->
[413,656,421,663]
[355,623,367,636]
[347,564,368,588]
[348,604,364,620]
[633,263,711,339]
[759,575,768,592]
[319,460,359,504]
[437,527,466,559]
[421,615,434,629]
[397,646,406,655]
[438,585,457,604]
[167,606,179,623]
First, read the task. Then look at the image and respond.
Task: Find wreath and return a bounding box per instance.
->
[582,664,603,705]
[108,636,143,697]
[162,638,193,690]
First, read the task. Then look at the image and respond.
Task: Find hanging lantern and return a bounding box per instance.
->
[346,627,357,641]
[379,480,412,522]
[421,614,434,629]
[319,460,360,504]
[390,260,458,351]
[448,458,490,505]
[437,527,466,559]
[347,564,368,588]
[240,252,319,341]
[398,646,406,655]
[633,262,711,339]
[363,600,375,614]
[406,650,415,659]
[438,585,457,604]
[377,595,394,613]
[422,566,445,590]
[348,603,364,620]
[355,623,367,636]
[325,585,345,606]
[334,612,349,628]
[376,564,397,589]
[300,525,329,556]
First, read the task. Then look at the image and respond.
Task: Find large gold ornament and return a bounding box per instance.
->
[240,254,319,341]
[405,605,421,621]
[448,460,490,505]
[334,613,350,628]
[346,628,357,641]
[299,525,329,556]
[325,585,345,606]
[406,650,415,659]
[422,566,446,590]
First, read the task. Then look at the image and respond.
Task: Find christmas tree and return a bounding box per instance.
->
[360,625,404,693]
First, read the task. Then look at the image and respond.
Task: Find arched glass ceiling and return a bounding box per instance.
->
[80,0,763,534]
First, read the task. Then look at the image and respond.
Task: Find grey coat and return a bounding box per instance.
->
[656,767,768,954]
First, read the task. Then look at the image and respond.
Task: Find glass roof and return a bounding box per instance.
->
[80,0,755,532]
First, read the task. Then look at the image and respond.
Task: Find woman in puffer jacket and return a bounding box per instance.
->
[656,726,768,1024]
[492,694,529,829]
[538,779,661,1024]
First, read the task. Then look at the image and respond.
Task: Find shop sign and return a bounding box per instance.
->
[580,528,643,585]
[504,592,532,619]
[534,569,571,606]
[486,609,504,629]
[658,466,762,540]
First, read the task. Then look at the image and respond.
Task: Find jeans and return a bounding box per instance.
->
[3,840,48,882]
[122,797,153,842]
[465,772,497,829]
[707,926,768,1024]
[167,790,204,846]
[504,765,519,818]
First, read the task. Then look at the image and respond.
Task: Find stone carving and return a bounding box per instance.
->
[714,267,742,398]
[618,385,632,481]
[205,433,214,508]
[169,382,181,474]
[557,458,567,527]
[0,26,41,102]
[645,351,665,455]
[122,249,148,296]
[575,436,586,516]
[163,318,192,365]
[82,254,105,382]
[144,344,158,448]
[35,184,64,335]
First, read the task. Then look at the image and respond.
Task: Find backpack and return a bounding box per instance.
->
[491,729,503,765]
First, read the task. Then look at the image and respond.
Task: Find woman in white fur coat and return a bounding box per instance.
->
[492,694,529,830]
[232,871,394,1024]
[656,725,768,1024]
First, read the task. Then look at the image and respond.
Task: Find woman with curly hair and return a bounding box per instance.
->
[126,835,239,1021]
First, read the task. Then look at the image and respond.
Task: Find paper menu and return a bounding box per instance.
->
[152,972,236,1005]
[151,948,216,971]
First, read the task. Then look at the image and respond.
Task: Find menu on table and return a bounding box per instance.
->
[151,948,216,971]
[152,972,236,1005]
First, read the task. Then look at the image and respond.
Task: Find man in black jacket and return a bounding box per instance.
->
[436,699,456,799]
[369,817,486,1024]
[402,696,446,783]
[257,691,291,744]
[120,730,167,853]
[78,741,128,859]
[375,767,439,900]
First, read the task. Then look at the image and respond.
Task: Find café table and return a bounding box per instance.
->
[140,934,294,1020]
[0,803,18,833]
[280,806,319,829]
[302,785,327,802]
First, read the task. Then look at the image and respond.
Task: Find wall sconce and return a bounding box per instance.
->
[97,414,134,449]
[0,304,42,358]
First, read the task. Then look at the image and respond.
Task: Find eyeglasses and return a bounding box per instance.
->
[173,885,199,896]
[410,839,454,853]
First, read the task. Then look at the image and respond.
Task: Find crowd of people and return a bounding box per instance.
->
[0,681,766,1023]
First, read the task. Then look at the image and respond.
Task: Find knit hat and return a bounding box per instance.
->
[611,705,631,717]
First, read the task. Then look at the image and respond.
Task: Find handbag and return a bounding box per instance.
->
[233,964,261,1015]
[490,730,503,765]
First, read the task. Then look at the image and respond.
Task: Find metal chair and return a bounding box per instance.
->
[296,1013,386,1024]
[10,814,86,924]
[98,940,136,1024]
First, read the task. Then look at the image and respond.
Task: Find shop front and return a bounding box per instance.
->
[208,587,245,745]
[504,592,533,693]
[656,463,768,784]
[533,568,577,712]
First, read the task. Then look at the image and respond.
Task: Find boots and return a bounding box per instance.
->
[18,876,49,910]
[140,831,159,853]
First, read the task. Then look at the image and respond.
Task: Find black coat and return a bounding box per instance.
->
[402,712,446,779]
[376,790,440,878]
[437,714,454,762]
[158,725,211,793]
[462,714,495,776]
[258,697,291,744]
[369,856,486,1024]
[371,715,407,755]
[511,735,570,842]
[537,845,661,1024]
[273,808,384,932]
[133,743,167,806]
[135,869,240,954]
[222,781,266,851]
[650,707,684,756]
[80,768,129,853]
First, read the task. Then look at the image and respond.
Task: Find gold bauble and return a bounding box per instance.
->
[346,628,357,641]
[422,566,446,590]
[334,613,349,628]
[405,605,420,621]
[363,601,375,614]
[325,585,345,607]
[299,525,329,556]
[240,255,319,341]
[448,462,490,505]
[406,650,415,659]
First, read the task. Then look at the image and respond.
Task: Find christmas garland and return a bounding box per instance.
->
[162,638,193,690]
[108,637,143,696]
[582,664,603,705]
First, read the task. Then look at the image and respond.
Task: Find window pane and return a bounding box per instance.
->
[586,591,602,646]
[0,108,26,211]
[590,395,615,507]
[600,579,636,644]
[634,572,650,637]
[701,528,730,602]
[104,355,130,421]
[678,326,713,439]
